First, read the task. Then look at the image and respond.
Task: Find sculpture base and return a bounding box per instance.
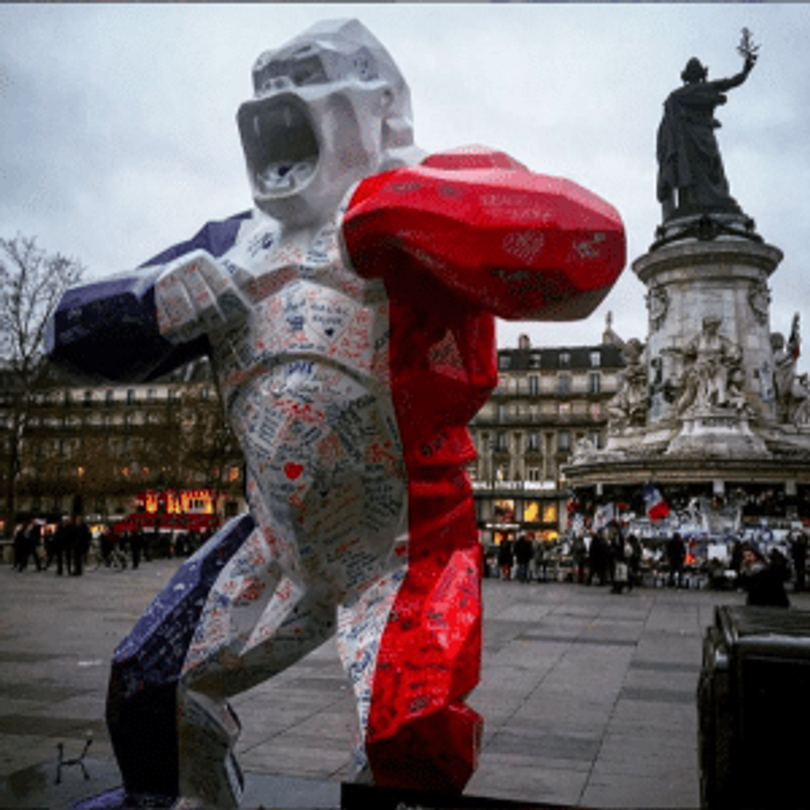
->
[62,772,341,809]
[9,772,578,810]
[651,212,760,251]
[666,410,770,459]
[341,782,572,809]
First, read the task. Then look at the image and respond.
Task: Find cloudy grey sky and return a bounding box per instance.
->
[2,4,808,361]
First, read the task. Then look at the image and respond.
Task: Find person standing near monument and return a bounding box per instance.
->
[514,534,533,583]
[53,515,72,576]
[790,529,808,592]
[498,536,515,581]
[657,30,758,221]
[666,533,686,588]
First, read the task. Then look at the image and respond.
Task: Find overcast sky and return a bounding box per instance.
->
[2,4,808,363]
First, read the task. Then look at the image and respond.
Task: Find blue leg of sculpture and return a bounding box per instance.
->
[72,514,255,810]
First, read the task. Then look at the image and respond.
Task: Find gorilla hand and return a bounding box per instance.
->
[155,250,252,344]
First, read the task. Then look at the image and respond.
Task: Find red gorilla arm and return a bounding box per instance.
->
[342,146,626,321]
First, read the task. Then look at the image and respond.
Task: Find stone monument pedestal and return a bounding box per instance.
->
[633,236,783,427]
[564,233,810,512]
[665,409,770,458]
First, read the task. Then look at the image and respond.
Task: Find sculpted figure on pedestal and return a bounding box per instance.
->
[675,315,746,414]
[607,338,649,429]
[45,19,625,810]
[790,374,810,427]
[771,313,804,423]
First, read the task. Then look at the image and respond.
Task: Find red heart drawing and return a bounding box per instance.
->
[284,462,304,480]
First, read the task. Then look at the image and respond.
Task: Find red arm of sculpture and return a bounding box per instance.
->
[342,147,626,320]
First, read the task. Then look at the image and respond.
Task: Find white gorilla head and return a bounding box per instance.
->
[238,19,422,226]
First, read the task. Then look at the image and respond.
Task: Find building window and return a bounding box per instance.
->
[529,375,540,396]
[526,432,540,452]
[558,374,571,394]
[495,432,509,452]
[147,388,156,403]
[527,467,541,482]
[559,352,571,368]
[498,355,510,371]
[529,352,542,369]
[588,372,601,394]
[105,390,114,407]
[557,431,570,451]
[590,351,602,368]
[127,389,135,406]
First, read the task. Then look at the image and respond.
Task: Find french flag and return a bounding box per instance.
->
[642,483,670,522]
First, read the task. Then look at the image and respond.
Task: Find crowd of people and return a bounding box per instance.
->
[12,516,92,575]
[10,519,215,575]
[493,522,648,594]
[488,523,810,605]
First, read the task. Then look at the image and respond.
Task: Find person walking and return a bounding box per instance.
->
[71,517,91,576]
[514,534,533,583]
[588,531,608,586]
[627,534,643,588]
[53,516,72,576]
[12,524,26,571]
[129,530,143,570]
[790,530,808,592]
[497,537,514,581]
[747,548,791,607]
[18,520,43,572]
[571,535,587,584]
[607,523,629,594]
[666,533,686,588]
[534,539,549,583]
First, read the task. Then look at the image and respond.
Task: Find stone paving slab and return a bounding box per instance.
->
[2,559,809,808]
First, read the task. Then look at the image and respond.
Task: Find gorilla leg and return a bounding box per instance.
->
[174,529,340,808]
[101,515,255,809]
[336,561,408,781]
[348,498,484,793]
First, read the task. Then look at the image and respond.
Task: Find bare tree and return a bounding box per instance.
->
[0,234,84,536]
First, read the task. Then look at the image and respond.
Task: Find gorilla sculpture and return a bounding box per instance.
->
[48,19,625,809]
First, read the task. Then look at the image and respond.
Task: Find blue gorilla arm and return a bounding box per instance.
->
[45,212,250,382]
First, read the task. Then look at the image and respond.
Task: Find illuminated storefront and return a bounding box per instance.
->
[475,484,562,547]
[117,488,230,533]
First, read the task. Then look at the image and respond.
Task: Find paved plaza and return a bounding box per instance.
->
[2,558,807,809]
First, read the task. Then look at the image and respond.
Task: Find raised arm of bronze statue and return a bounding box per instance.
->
[711,50,757,93]
[656,29,758,223]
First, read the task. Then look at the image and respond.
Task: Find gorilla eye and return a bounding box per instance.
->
[291,56,327,86]
[352,49,378,81]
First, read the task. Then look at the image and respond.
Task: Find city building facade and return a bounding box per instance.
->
[468,331,625,548]
[0,358,246,535]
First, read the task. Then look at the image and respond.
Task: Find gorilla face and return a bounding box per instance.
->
[237,21,411,227]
